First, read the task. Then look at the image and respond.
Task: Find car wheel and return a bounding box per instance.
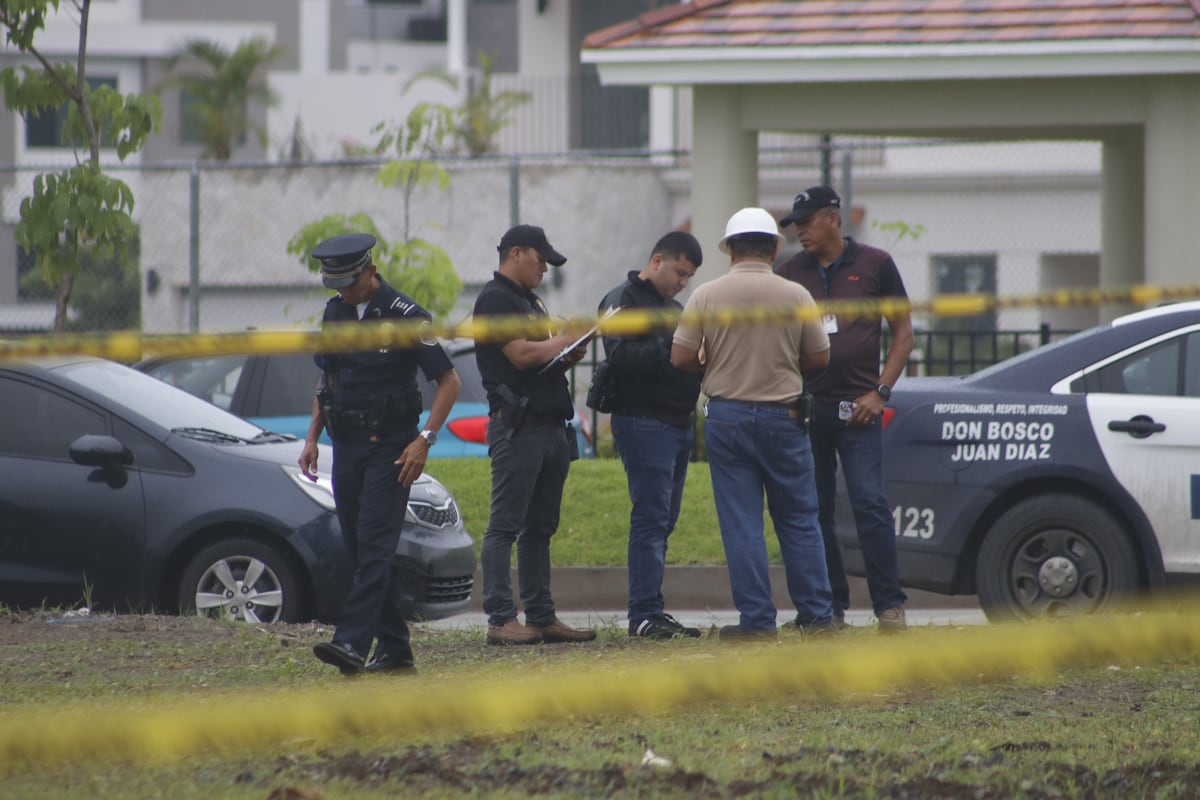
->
[178,538,302,623]
[976,495,1140,622]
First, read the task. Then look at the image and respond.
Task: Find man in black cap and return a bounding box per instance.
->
[302,232,461,674]
[471,224,597,645]
[776,187,914,634]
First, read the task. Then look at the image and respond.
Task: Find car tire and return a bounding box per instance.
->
[178,538,302,624]
[976,495,1140,622]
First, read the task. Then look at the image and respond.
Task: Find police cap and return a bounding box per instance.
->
[312,233,376,289]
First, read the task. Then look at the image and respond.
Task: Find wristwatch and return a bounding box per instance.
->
[418,429,438,447]
[876,384,892,401]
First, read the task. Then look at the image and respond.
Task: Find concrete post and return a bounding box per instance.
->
[1100,131,1144,321]
[690,85,758,287]
[1144,78,1200,298]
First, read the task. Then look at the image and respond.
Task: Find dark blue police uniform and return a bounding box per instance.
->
[310,234,452,673]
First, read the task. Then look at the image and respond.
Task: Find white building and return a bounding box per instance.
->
[6,1,1180,335]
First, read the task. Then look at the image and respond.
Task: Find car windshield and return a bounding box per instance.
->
[53,360,265,439]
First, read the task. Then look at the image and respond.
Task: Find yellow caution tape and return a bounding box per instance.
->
[0,605,1198,774]
[2,283,1200,362]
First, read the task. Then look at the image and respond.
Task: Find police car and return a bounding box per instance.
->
[838,301,1200,621]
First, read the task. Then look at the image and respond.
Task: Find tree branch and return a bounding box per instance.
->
[75,0,100,162]
[0,6,84,105]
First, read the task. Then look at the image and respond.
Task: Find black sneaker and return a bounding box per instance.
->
[313,641,365,676]
[629,613,702,640]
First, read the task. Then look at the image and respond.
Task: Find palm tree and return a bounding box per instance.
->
[162,37,284,161]
[405,51,529,158]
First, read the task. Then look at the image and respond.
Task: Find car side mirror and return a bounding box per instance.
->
[69,434,134,469]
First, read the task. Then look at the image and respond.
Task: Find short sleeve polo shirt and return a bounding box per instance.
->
[776,238,908,404]
[472,271,574,419]
[673,262,829,404]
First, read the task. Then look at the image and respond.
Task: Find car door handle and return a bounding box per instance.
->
[1107,416,1166,438]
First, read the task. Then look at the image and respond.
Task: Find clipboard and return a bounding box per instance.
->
[537,306,621,375]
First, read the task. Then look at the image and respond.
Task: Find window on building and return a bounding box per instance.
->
[577,0,674,151]
[933,254,997,332]
[24,77,118,148]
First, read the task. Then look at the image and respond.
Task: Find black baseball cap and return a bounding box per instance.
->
[779,186,842,226]
[312,232,376,289]
[497,224,567,267]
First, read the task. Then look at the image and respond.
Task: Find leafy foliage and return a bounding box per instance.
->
[0,0,161,331]
[288,103,464,319]
[160,36,283,161]
[404,51,530,157]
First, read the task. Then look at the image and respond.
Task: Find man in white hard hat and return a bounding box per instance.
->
[670,208,837,640]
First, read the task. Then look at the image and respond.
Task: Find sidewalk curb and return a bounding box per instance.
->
[468,566,980,614]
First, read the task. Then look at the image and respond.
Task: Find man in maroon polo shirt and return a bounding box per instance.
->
[775,186,914,633]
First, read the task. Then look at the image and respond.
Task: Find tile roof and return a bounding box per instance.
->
[583,0,1200,50]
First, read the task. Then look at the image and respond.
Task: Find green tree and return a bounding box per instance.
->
[161,36,283,161]
[405,51,529,157]
[0,0,161,331]
[287,103,462,319]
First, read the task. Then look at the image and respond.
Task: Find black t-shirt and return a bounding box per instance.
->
[315,278,453,412]
[472,271,573,419]
[776,238,907,404]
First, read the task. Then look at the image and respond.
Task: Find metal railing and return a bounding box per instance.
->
[576,324,1079,459]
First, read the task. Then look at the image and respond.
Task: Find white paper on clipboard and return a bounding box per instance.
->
[537,306,621,375]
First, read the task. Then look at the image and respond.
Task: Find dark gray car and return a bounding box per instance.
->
[0,357,475,623]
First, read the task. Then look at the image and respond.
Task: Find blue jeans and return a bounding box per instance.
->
[704,399,833,631]
[810,402,907,616]
[612,414,693,622]
[480,416,571,628]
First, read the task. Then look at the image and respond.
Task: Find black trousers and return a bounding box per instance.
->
[330,429,414,661]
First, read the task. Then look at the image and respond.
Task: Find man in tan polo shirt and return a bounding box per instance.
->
[670,207,836,640]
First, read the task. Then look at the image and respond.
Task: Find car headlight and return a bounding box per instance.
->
[282,465,337,512]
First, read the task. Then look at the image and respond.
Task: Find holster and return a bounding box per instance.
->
[367,393,389,436]
[794,392,814,431]
[318,388,341,439]
[494,384,530,443]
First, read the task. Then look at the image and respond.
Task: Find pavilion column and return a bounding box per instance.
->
[1143,77,1200,302]
[690,85,758,285]
[1099,130,1143,322]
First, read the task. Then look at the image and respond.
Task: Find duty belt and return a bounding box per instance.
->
[490,409,564,429]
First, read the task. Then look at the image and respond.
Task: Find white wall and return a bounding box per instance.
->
[268,71,459,157]
[136,160,674,332]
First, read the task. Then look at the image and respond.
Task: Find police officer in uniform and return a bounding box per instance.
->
[302,232,460,675]
[472,224,596,645]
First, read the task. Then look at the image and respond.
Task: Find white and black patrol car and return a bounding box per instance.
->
[837,300,1200,621]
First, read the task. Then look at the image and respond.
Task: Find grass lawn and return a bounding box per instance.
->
[427,456,782,566]
[1,610,1199,799]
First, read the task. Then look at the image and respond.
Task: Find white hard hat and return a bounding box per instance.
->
[718,207,784,254]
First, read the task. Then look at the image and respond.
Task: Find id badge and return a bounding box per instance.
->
[822,313,839,335]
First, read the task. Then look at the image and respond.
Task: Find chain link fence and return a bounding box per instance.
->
[2,137,1102,340]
